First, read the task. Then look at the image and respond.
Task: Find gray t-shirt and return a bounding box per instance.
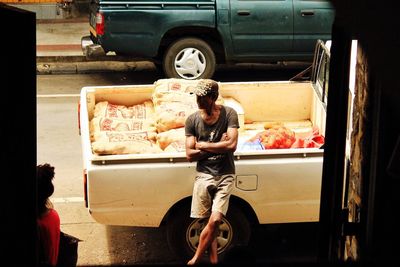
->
[185,105,239,176]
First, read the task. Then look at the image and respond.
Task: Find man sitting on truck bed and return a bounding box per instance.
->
[185,79,240,264]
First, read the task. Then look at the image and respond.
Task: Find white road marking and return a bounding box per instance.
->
[37,94,80,98]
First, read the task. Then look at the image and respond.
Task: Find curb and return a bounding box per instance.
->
[36,57,310,75]
[37,61,157,74]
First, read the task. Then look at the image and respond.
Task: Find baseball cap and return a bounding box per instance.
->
[190,79,218,96]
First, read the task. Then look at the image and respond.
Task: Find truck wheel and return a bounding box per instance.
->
[166,203,251,262]
[163,38,216,80]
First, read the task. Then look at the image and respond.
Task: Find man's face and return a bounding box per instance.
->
[196,95,212,109]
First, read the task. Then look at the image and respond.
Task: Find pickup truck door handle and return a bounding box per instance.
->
[301,10,315,16]
[237,10,251,16]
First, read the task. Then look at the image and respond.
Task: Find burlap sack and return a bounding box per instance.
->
[90,117,156,133]
[152,78,225,105]
[156,127,186,150]
[91,131,162,155]
[153,101,198,133]
[94,100,154,120]
[92,130,157,143]
[152,79,224,133]
[163,140,186,153]
[152,78,197,105]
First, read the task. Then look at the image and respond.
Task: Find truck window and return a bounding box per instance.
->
[317,51,329,105]
[311,40,330,110]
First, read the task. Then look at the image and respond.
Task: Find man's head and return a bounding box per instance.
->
[191,79,219,112]
[192,79,219,101]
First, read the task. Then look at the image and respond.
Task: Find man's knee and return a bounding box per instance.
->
[208,212,222,228]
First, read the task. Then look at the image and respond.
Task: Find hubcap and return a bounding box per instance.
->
[174,47,206,80]
[186,217,233,254]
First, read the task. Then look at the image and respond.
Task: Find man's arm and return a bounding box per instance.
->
[195,127,238,154]
[185,135,210,162]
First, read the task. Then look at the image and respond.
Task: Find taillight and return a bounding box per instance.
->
[95,12,105,35]
[83,169,88,208]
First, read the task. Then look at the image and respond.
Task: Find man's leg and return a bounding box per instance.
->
[187,211,222,265]
[209,236,218,264]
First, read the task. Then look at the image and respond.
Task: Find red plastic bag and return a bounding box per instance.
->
[291,127,325,148]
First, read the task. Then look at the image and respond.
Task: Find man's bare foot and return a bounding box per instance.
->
[209,259,218,264]
[187,258,197,265]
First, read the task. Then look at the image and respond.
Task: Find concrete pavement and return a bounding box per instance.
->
[37,18,87,58]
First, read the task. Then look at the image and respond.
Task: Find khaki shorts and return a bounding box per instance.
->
[190,172,234,218]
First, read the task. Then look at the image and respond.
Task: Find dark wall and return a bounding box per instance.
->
[0,3,37,266]
[322,0,400,265]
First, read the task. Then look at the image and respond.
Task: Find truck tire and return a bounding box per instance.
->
[166,203,251,262]
[163,37,216,80]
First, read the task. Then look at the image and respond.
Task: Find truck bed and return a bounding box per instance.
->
[80,79,325,226]
[81,80,325,160]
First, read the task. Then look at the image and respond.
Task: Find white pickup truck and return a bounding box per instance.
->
[79,40,330,260]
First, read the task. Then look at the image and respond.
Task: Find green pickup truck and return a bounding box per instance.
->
[82,0,334,79]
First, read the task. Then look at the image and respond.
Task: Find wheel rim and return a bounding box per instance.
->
[186,217,233,254]
[174,47,207,80]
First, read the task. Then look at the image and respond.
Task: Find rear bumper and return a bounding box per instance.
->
[81,36,106,58]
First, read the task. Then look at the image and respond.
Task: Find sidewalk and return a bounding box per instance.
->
[37,17,87,59]
[36,17,151,74]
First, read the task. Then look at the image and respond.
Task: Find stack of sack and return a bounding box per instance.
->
[152,79,225,152]
[89,78,236,155]
[90,100,162,154]
[152,78,224,132]
[151,79,199,133]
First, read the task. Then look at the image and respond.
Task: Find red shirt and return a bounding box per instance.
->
[37,209,60,266]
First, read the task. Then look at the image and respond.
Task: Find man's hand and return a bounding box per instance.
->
[195,130,237,154]
[220,133,228,141]
[195,141,205,150]
[195,133,227,150]
[186,136,210,162]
